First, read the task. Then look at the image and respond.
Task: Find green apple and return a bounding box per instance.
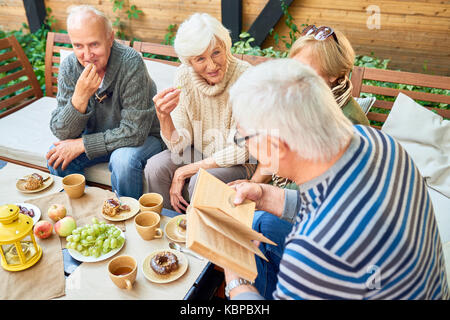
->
[54,216,77,237]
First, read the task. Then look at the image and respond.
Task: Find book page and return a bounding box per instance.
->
[190,168,255,227]
[186,206,257,281]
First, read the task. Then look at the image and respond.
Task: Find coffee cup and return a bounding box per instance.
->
[62,173,85,199]
[134,211,163,240]
[108,255,137,290]
[138,193,163,214]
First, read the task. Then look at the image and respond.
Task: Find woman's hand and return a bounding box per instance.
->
[169,166,191,213]
[153,87,181,119]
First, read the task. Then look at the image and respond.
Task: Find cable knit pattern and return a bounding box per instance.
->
[161,56,252,167]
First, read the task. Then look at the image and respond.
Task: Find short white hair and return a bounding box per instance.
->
[174,13,232,65]
[67,5,113,35]
[230,59,354,162]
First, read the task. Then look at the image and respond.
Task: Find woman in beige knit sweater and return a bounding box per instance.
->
[144,13,255,212]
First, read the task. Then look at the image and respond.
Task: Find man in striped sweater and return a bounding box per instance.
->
[225,59,449,300]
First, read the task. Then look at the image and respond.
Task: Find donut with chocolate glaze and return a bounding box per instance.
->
[150,251,179,275]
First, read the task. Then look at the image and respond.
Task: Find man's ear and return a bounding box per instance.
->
[269,136,290,160]
[108,30,115,46]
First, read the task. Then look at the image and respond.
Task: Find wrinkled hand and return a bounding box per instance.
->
[72,63,102,113]
[153,87,181,118]
[169,168,190,213]
[231,182,263,208]
[227,179,251,187]
[46,139,85,171]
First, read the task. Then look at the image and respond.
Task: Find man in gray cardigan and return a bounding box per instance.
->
[47,5,162,199]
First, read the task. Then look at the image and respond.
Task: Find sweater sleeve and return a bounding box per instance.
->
[50,57,93,140]
[160,67,194,154]
[211,118,249,167]
[82,55,157,159]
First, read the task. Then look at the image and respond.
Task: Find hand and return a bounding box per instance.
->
[153,87,181,119]
[46,138,85,171]
[231,182,264,208]
[72,63,102,113]
[169,167,190,213]
[227,179,251,187]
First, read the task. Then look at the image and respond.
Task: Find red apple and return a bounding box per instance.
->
[34,221,53,239]
[54,216,76,237]
[47,204,67,222]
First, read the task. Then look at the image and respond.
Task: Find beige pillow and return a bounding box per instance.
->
[382,93,450,198]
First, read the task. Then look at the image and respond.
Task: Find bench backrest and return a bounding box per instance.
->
[44,32,130,97]
[351,66,450,128]
[45,34,450,129]
[131,41,270,66]
[0,35,43,119]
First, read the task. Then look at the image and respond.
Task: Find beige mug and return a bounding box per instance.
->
[108,255,137,290]
[134,211,163,240]
[138,193,163,214]
[62,173,85,199]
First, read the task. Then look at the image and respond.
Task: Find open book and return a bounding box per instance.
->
[186,168,276,282]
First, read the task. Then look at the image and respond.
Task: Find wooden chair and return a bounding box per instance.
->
[0,35,43,119]
[44,32,130,98]
[351,66,450,129]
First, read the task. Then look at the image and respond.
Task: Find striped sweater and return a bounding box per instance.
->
[240,125,449,300]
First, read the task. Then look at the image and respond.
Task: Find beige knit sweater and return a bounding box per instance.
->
[161,56,252,168]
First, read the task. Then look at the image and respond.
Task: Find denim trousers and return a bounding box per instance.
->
[252,210,293,300]
[47,135,163,199]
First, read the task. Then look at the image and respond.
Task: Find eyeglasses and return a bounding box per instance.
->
[233,131,259,147]
[301,25,339,45]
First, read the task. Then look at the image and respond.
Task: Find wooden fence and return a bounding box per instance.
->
[0,0,449,76]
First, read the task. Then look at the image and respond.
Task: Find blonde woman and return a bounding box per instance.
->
[144,13,255,213]
[238,25,370,188]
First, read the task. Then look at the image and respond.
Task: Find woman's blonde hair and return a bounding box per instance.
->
[288,29,355,80]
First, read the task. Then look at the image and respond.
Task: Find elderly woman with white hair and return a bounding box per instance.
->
[224,59,448,300]
[144,13,255,212]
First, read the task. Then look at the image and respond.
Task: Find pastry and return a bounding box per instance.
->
[102,198,130,217]
[150,251,179,275]
[175,217,187,238]
[24,173,43,190]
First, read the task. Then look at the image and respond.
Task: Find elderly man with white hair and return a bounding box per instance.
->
[224,59,449,300]
[47,5,163,199]
[144,13,255,213]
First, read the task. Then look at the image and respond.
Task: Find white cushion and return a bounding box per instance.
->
[60,49,72,65]
[143,59,178,91]
[382,93,450,198]
[0,97,112,186]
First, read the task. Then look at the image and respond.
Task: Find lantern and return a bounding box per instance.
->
[0,204,42,271]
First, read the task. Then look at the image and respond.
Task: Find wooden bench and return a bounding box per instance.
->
[351,66,450,129]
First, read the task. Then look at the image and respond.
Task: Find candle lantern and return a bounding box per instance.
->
[0,204,42,271]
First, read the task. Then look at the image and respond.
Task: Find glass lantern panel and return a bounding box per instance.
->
[1,239,37,265]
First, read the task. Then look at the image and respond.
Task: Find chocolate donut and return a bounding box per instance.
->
[150,251,179,275]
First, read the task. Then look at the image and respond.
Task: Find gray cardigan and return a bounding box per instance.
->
[50,41,161,160]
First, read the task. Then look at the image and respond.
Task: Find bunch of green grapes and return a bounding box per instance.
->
[66,217,125,258]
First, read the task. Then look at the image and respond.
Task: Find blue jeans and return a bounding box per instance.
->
[252,210,293,300]
[47,136,163,199]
